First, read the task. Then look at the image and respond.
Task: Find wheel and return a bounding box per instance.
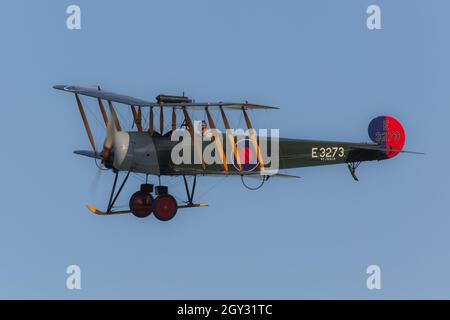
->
[153,194,178,221]
[129,191,154,218]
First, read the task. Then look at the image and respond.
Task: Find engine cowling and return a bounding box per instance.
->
[110,132,161,176]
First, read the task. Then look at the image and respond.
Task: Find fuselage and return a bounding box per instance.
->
[111,131,386,176]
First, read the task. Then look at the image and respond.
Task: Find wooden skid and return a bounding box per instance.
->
[87,203,208,215]
[86,204,131,215]
[177,203,208,209]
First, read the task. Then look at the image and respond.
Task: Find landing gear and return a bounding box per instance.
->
[347,161,361,181]
[178,175,208,209]
[128,182,178,221]
[107,171,131,212]
[129,184,154,218]
[153,194,178,221]
[182,175,197,206]
[129,192,154,218]
[87,173,206,219]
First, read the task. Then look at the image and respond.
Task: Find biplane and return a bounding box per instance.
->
[54,85,420,221]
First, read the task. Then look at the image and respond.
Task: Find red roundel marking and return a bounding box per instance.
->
[239,146,253,164]
[368,116,405,159]
[384,116,405,158]
[233,139,259,172]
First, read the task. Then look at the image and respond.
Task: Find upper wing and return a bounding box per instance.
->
[53,85,278,110]
[53,85,154,106]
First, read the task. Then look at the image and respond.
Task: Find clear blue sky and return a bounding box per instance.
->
[0,0,448,299]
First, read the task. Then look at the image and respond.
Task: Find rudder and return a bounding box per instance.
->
[368,116,405,158]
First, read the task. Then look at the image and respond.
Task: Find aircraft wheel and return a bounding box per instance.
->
[153,194,178,221]
[129,191,154,218]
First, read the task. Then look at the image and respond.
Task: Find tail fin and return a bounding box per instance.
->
[368,116,405,158]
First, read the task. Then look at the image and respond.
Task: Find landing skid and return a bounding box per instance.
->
[87,204,131,215]
[87,203,207,215]
[178,203,208,209]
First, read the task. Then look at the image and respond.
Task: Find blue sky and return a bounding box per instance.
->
[0,0,448,299]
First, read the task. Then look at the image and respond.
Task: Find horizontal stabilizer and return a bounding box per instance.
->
[350,145,424,155]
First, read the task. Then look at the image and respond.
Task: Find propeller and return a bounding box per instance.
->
[100,110,119,166]
[73,100,127,203]
[74,105,128,173]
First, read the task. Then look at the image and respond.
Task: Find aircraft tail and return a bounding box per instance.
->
[368,116,406,158]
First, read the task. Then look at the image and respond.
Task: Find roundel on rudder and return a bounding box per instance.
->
[368,116,405,158]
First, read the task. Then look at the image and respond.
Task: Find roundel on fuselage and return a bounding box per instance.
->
[233,139,259,172]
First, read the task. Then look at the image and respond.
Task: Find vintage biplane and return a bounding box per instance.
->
[54,85,420,221]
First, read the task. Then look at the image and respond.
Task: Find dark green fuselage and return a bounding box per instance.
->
[138,133,387,176]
